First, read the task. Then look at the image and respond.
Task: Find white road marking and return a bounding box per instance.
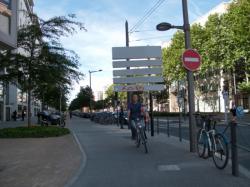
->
[158,164,181,171]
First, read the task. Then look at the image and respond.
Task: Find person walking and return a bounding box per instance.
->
[119,106,124,129]
[21,110,25,121]
[69,111,72,119]
[13,110,17,121]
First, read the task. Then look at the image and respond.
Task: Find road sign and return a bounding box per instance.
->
[113,68,162,76]
[112,46,163,92]
[112,46,161,60]
[113,76,163,84]
[182,49,201,71]
[113,59,162,68]
[114,85,165,92]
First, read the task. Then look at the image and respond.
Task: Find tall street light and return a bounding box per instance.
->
[89,69,102,113]
[156,0,196,152]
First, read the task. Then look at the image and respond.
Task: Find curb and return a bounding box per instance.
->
[64,131,87,187]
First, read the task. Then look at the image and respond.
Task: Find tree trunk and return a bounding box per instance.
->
[27,77,32,127]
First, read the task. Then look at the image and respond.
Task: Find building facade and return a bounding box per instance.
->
[0,0,17,49]
[164,1,238,113]
[0,0,41,122]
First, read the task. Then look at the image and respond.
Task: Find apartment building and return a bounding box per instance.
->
[0,0,41,121]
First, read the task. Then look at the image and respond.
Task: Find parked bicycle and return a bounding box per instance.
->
[59,114,66,127]
[196,115,229,169]
[132,118,148,154]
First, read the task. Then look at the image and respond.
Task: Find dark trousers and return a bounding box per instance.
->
[129,120,136,138]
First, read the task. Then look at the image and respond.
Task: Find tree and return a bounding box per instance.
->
[162,0,250,110]
[105,84,127,107]
[0,14,85,126]
[69,86,94,111]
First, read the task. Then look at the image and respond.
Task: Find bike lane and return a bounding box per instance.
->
[68,117,250,187]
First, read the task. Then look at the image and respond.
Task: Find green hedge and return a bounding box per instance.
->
[152,111,228,117]
[0,126,70,138]
[153,112,183,117]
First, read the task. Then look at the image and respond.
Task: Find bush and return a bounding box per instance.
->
[0,126,70,138]
[153,111,183,117]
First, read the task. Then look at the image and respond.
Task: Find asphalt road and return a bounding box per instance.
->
[68,117,250,187]
[155,118,250,172]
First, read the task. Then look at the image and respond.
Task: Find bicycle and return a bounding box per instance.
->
[196,115,229,169]
[132,118,148,154]
[59,114,66,128]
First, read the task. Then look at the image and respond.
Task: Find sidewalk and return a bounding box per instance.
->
[69,117,250,187]
[0,117,38,129]
[0,127,82,187]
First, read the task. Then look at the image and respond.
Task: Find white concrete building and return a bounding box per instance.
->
[94,91,104,101]
[0,0,41,121]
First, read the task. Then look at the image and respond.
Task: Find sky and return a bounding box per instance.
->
[34,0,230,101]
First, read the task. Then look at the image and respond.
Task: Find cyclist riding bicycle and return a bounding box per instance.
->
[128,94,149,140]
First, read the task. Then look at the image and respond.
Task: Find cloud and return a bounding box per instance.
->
[35,2,129,101]
[34,0,221,102]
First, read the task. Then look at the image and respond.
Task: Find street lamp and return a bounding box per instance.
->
[156,0,197,152]
[88,69,102,113]
[156,22,183,31]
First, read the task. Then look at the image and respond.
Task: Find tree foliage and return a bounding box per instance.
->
[0,14,85,126]
[162,0,250,94]
[104,84,127,107]
[69,86,93,111]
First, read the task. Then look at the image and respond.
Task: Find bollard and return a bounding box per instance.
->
[167,117,170,137]
[230,121,239,177]
[157,117,159,135]
[179,115,182,142]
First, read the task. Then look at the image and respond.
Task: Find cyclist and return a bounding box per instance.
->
[128,94,149,140]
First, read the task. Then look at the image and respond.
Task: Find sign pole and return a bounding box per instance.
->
[125,21,131,106]
[149,92,154,136]
[182,0,197,152]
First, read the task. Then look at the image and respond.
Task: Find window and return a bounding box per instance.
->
[0,0,10,6]
[0,13,10,34]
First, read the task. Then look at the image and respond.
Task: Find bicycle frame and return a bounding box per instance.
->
[199,120,228,156]
[132,119,148,153]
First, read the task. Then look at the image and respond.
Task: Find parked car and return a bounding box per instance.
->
[38,111,62,126]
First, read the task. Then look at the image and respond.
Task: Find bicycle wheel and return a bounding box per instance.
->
[197,129,206,157]
[212,133,229,169]
[140,129,148,154]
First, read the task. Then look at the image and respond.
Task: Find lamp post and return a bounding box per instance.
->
[156,0,196,152]
[89,69,102,113]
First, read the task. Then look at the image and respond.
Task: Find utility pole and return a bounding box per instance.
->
[149,92,154,136]
[125,20,131,106]
[89,71,92,113]
[182,0,196,152]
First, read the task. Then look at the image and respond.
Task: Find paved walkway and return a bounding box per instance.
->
[69,117,250,187]
[0,117,38,129]
[0,125,82,187]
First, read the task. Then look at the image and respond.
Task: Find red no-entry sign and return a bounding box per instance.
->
[182,49,201,71]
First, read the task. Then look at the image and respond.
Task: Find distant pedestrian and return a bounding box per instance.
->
[69,111,72,119]
[37,112,41,124]
[22,110,25,121]
[119,106,124,129]
[13,110,17,121]
[230,101,237,122]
